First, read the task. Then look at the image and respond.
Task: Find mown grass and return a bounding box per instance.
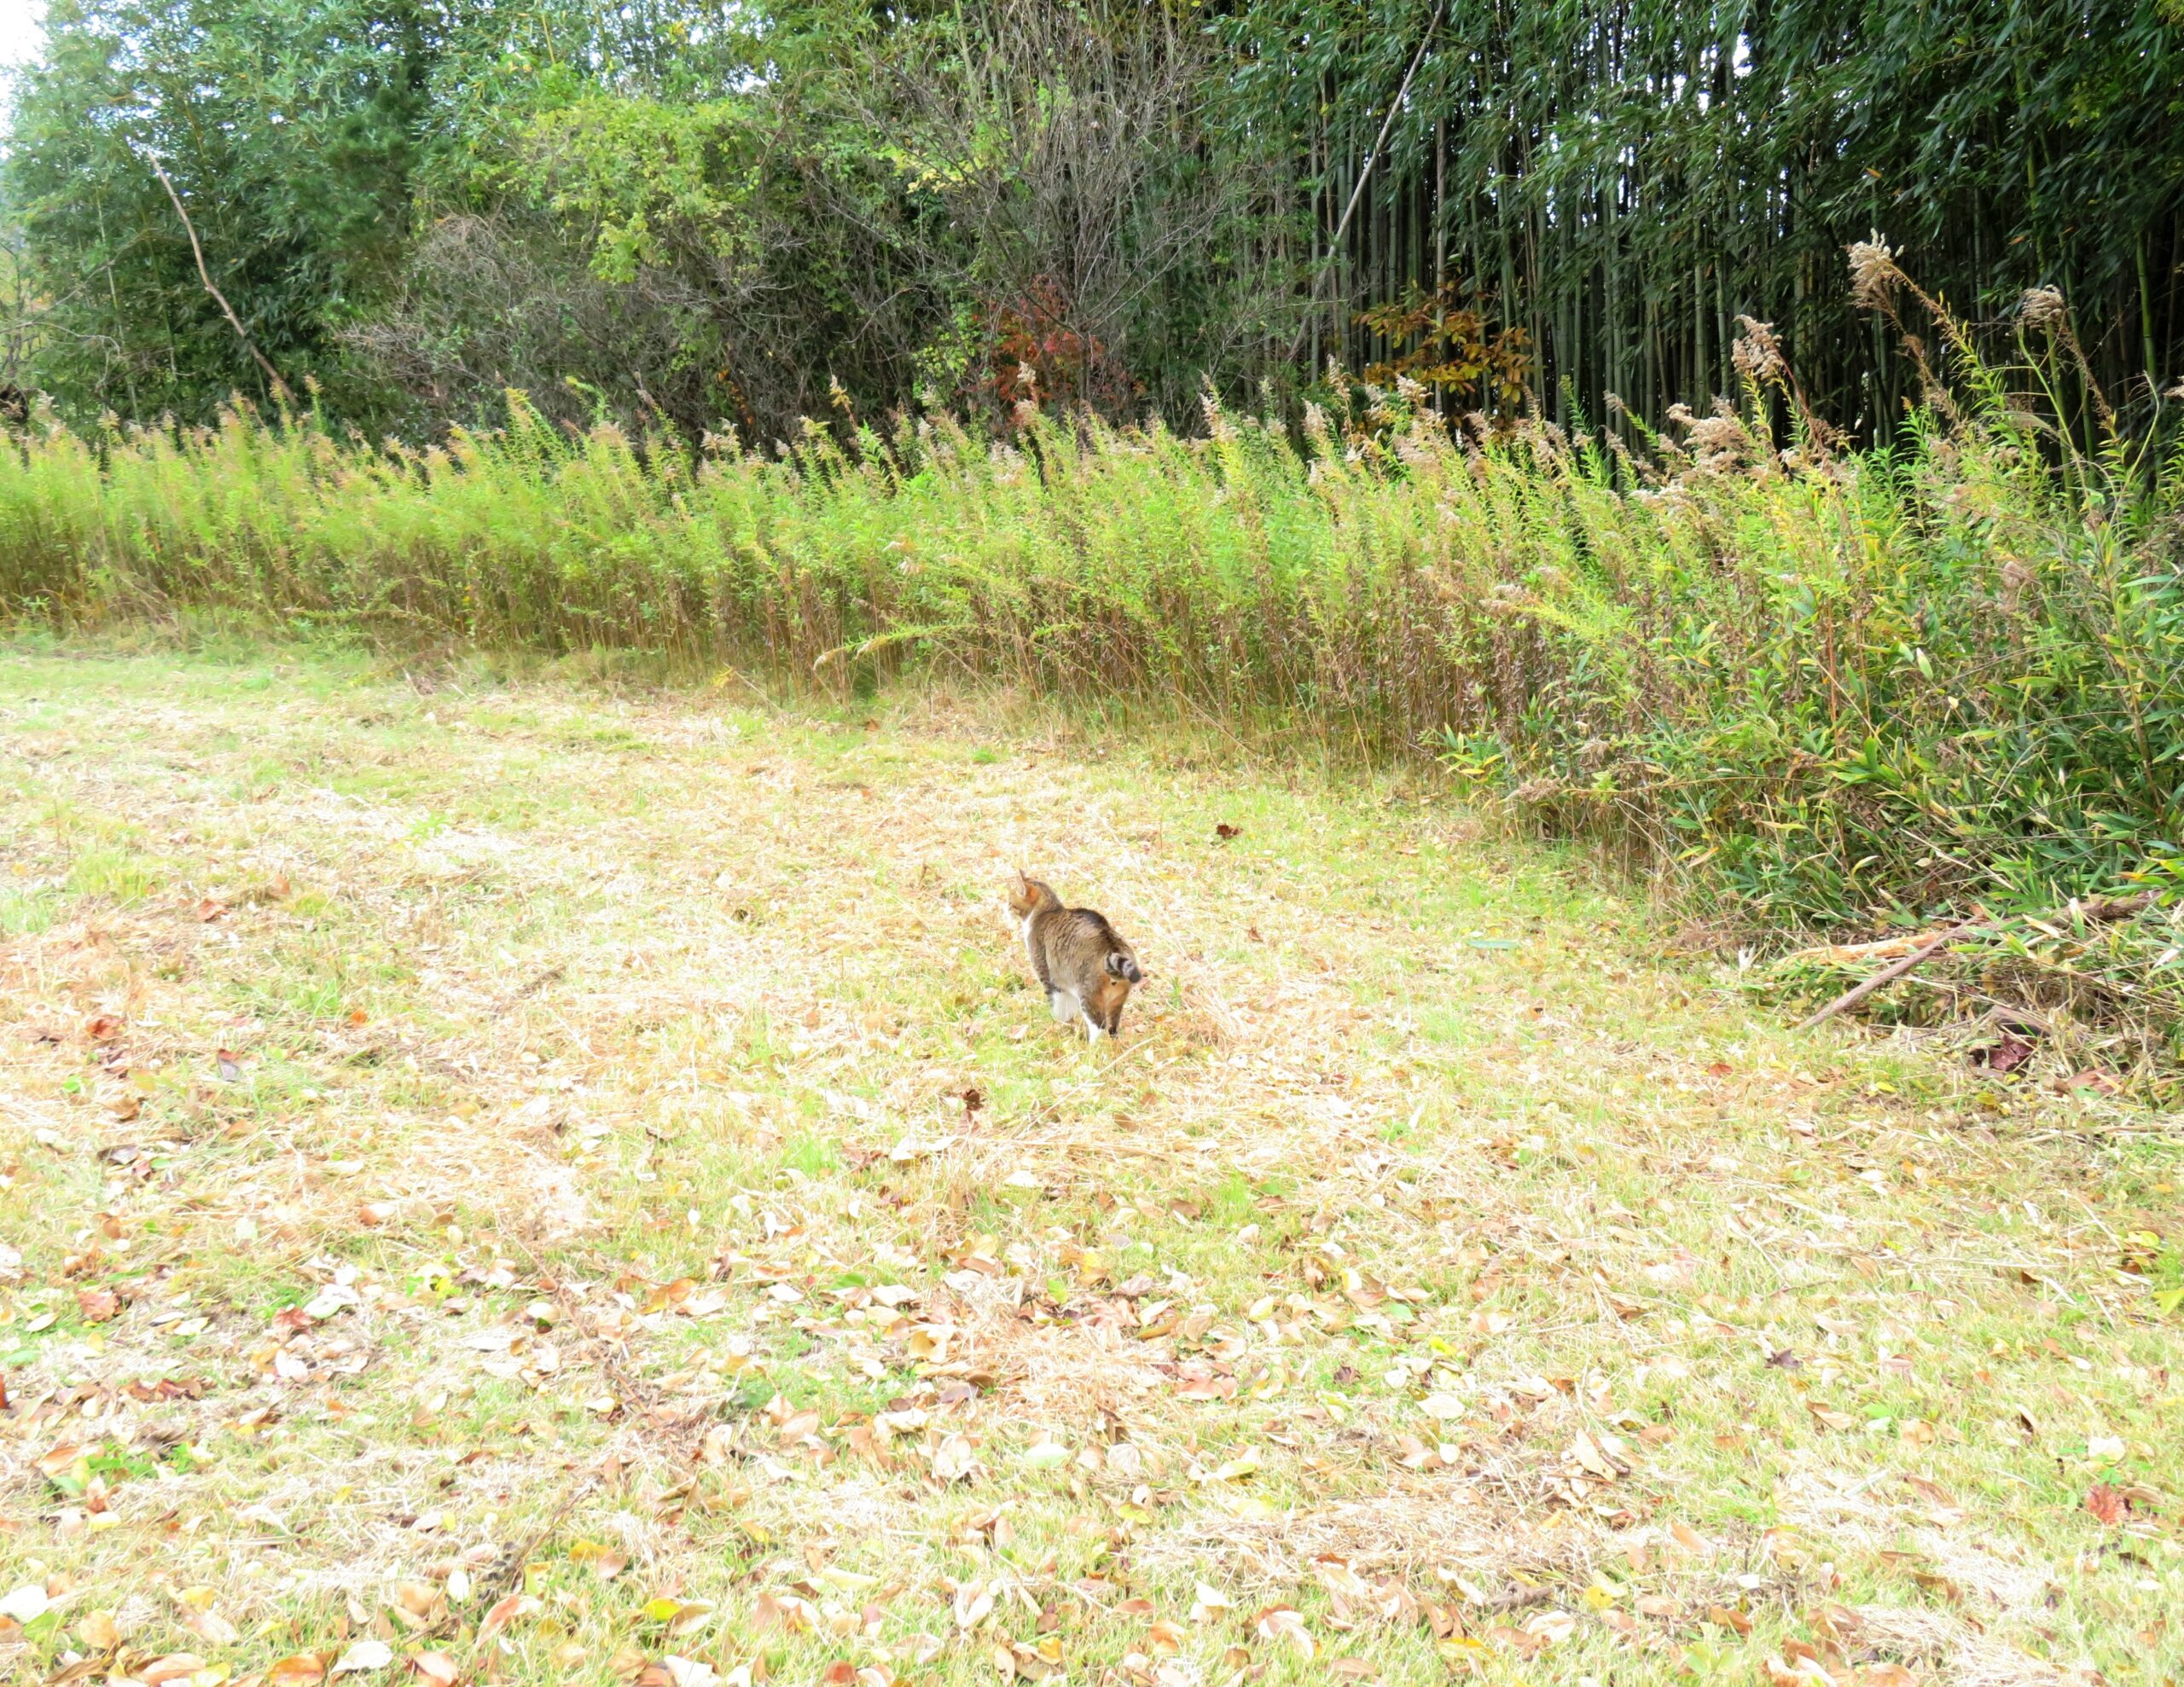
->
[0,641,2179,1687]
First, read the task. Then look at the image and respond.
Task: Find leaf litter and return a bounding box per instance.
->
[0,646,2175,1686]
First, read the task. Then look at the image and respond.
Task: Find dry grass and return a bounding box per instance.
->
[0,635,2178,1687]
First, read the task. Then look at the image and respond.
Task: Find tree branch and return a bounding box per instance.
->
[1289,0,1445,363]
[147,155,288,399]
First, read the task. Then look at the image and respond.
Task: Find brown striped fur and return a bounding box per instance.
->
[1007,872,1144,1041]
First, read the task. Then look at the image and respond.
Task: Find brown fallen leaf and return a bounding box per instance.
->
[183,1608,241,1645]
[569,1539,628,1579]
[269,1656,330,1686]
[1214,822,1241,842]
[409,1650,461,1687]
[76,1288,120,1323]
[139,1657,209,1685]
[37,1441,94,1478]
[2086,1483,2128,1527]
[1704,1605,1753,1636]
[1252,1607,1313,1661]
[478,1594,539,1642]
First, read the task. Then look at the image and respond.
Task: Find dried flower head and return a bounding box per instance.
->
[2166,380,2184,401]
[1683,415,1748,472]
[1394,374,1427,404]
[1732,317,1786,385]
[2018,287,2068,331]
[1847,234,1900,313]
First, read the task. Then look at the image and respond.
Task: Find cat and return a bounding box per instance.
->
[1007,872,1144,1041]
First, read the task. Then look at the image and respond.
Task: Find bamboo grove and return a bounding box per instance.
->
[4,0,2180,441]
[1248,0,2184,438]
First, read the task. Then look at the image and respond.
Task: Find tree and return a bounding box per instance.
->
[4,0,441,422]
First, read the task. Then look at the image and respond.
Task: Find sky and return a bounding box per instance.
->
[0,0,40,72]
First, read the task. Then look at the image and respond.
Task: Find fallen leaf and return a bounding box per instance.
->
[1567,1431,1618,1480]
[76,1287,121,1323]
[478,1594,538,1642]
[0,1586,47,1623]
[409,1653,460,1687]
[269,1657,330,1686]
[954,1581,996,1632]
[1253,1606,1313,1661]
[333,1640,394,1675]
[2086,1483,2127,1527]
[36,1441,94,1478]
[183,1607,241,1645]
[932,1434,977,1482]
[140,1657,210,1685]
[1214,822,1241,841]
[569,1539,629,1579]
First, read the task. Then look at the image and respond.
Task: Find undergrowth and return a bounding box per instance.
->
[2,254,2181,1076]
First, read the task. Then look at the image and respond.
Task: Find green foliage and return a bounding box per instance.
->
[3,0,444,423]
[4,0,2176,438]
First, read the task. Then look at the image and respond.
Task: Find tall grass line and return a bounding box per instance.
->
[3,308,2182,1071]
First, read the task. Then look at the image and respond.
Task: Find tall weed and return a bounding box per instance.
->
[3,299,2181,1076]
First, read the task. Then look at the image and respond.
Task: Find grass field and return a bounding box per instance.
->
[1,638,2179,1687]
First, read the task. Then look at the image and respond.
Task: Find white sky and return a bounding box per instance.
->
[0,0,42,70]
